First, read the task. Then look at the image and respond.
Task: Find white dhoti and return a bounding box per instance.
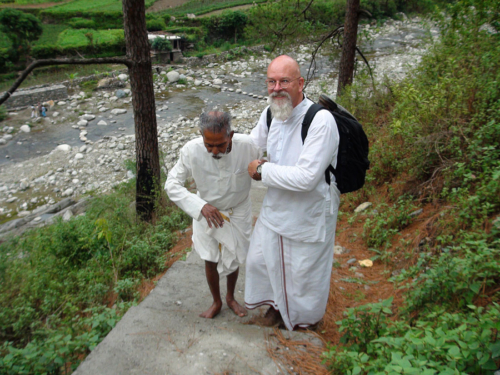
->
[244,200,338,331]
[192,197,252,277]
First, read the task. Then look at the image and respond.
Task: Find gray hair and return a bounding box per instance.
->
[199,111,232,136]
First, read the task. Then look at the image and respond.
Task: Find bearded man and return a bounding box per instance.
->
[166,110,261,319]
[245,55,340,330]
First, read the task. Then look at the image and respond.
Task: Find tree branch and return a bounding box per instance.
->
[305,25,344,88]
[358,9,373,18]
[355,46,376,91]
[0,57,133,106]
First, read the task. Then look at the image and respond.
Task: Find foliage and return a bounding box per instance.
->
[362,196,417,248]
[167,0,266,16]
[150,36,172,51]
[0,8,42,52]
[202,10,248,43]
[146,17,166,32]
[0,104,6,121]
[0,183,190,373]
[323,0,500,372]
[325,304,500,374]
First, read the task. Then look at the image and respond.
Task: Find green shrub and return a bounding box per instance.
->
[67,17,96,29]
[150,36,172,51]
[146,18,166,32]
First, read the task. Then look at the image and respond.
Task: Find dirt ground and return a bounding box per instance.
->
[0,0,72,9]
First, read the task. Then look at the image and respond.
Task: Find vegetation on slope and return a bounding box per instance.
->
[319,0,500,373]
[0,181,190,374]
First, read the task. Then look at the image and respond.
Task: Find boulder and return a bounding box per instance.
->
[74,153,84,160]
[110,108,127,115]
[81,114,95,121]
[77,120,88,127]
[166,71,180,82]
[97,120,107,126]
[115,89,127,98]
[20,125,31,133]
[55,144,72,152]
[118,74,128,81]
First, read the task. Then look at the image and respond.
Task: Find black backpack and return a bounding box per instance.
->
[266,94,370,194]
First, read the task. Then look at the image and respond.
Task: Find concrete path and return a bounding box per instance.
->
[73,181,318,375]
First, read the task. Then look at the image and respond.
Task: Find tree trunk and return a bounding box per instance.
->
[123,0,161,222]
[337,0,360,97]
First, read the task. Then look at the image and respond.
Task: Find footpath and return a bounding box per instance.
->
[73,180,320,375]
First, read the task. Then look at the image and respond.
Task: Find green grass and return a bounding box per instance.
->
[57,28,124,48]
[33,24,68,46]
[9,0,67,4]
[0,64,118,92]
[167,0,267,16]
[47,0,157,13]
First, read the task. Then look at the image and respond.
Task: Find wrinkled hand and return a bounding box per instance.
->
[201,203,224,228]
[248,159,266,181]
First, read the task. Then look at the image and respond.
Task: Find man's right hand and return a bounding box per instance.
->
[201,204,224,228]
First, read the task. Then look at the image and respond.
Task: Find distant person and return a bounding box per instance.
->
[41,105,47,117]
[245,55,340,330]
[31,105,36,118]
[37,103,42,117]
[165,110,262,319]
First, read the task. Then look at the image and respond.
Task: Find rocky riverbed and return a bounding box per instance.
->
[0,16,435,231]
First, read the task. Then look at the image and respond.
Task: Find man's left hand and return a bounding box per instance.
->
[248,159,266,181]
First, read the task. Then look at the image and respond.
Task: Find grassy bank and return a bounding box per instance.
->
[0,181,190,374]
[312,0,500,373]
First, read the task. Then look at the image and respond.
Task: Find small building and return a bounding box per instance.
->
[148,34,183,63]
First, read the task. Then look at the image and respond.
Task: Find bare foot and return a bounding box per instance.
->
[226,298,247,317]
[199,301,222,319]
[248,306,283,327]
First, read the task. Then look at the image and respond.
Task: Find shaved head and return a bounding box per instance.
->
[267,55,304,112]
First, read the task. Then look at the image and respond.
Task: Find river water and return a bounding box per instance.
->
[0,18,433,167]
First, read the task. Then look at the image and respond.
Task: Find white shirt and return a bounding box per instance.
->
[165,134,262,221]
[250,96,339,242]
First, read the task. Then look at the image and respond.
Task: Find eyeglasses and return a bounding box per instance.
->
[265,77,301,89]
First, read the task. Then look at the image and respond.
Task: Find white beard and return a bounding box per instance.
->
[268,92,293,121]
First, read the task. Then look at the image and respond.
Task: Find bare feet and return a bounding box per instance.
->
[226,297,247,317]
[199,301,222,319]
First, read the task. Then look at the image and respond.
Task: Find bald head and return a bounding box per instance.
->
[267,55,304,108]
[268,55,301,78]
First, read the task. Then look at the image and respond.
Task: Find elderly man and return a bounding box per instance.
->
[166,110,261,319]
[245,55,340,330]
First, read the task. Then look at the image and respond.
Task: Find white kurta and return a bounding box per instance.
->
[245,96,340,330]
[165,134,262,277]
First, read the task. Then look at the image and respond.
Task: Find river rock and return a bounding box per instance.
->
[20,125,31,133]
[167,71,180,82]
[62,188,74,197]
[77,120,88,127]
[115,90,127,99]
[52,112,60,117]
[118,74,128,81]
[194,79,202,86]
[99,107,109,112]
[75,153,84,160]
[0,139,6,145]
[81,114,95,121]
[111,109,127,115]
[55,144,71,152]
[97,120,107,126]
[3,134,12,140]
[213,78,223,85]
[355,202,372,213]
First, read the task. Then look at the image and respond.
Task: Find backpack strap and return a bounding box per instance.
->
[266,104,334,185]
[301,104,333,185]
[266,106,272,131]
